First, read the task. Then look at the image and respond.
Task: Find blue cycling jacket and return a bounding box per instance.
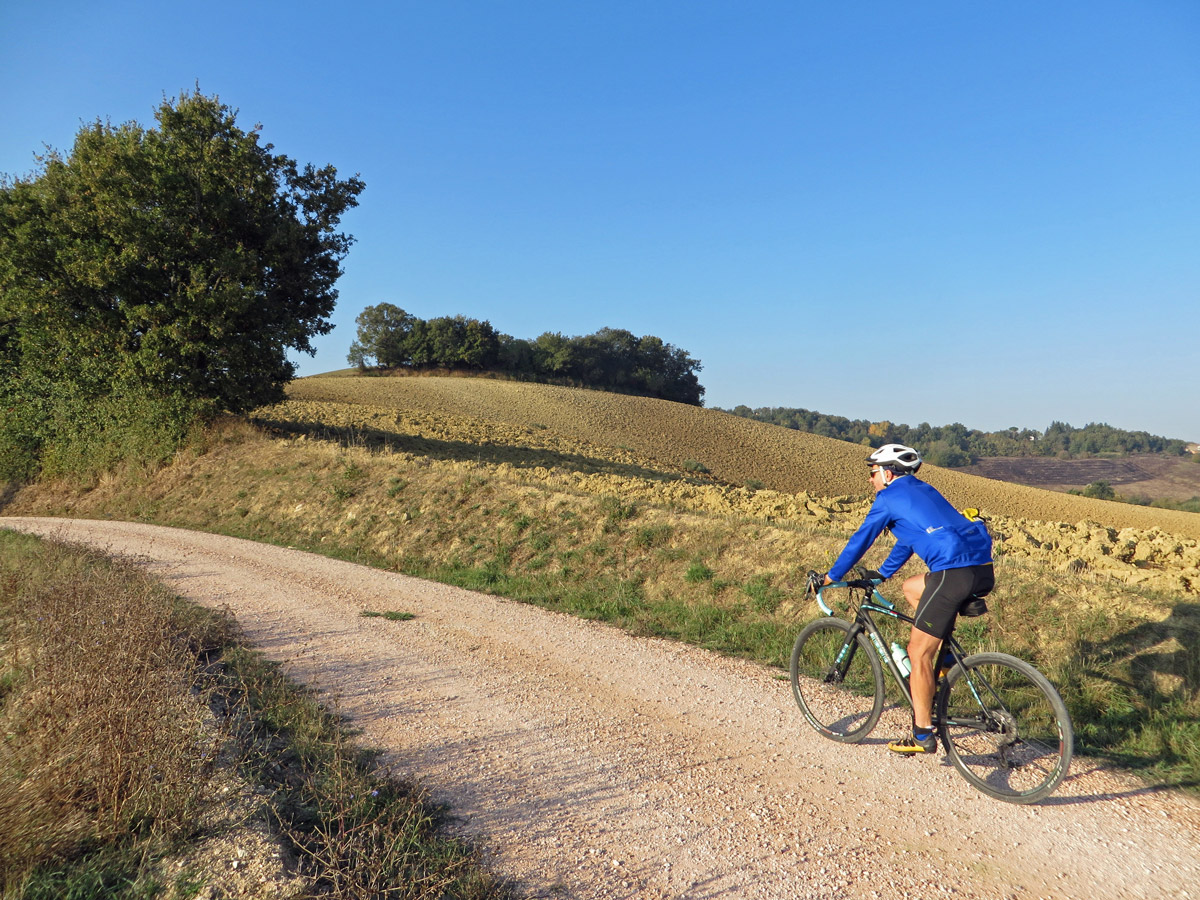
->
[827,475,992,582]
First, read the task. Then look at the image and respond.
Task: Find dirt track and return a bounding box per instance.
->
[5,517,1200,900]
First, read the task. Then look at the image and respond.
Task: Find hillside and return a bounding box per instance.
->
[6,374,1198,601]
[289,375,1200,542]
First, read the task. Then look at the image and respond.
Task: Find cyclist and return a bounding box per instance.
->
[822,443,993,754]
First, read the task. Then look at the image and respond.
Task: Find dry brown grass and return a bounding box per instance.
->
[0,533,228,891]
[7,377,1198,600]
[258,379,1200,599]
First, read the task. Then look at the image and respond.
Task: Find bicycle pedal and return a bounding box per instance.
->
[888,734,937,755]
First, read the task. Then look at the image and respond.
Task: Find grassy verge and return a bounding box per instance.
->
[0,530,514,899]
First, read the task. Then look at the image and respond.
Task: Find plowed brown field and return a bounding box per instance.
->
[288,375,1200,541]
[960,454,1200,501]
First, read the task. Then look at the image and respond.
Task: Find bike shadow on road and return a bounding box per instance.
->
[853,703,1197,807]
[1037,759,1198,806]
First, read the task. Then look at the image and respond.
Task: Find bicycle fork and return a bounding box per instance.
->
[826,628,861,683]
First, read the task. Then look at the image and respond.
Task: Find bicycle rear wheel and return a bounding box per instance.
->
[790,617,884,743]
[937,652,1073,804]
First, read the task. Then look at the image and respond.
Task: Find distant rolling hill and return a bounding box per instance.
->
[290,375,1200,541]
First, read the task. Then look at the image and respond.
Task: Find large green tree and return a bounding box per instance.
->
[0,89,364,414]
[347,302,416,368]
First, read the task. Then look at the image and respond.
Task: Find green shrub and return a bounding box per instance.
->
[634,524,673,549]
[0,384,203,483]
[1082,480,1116,500]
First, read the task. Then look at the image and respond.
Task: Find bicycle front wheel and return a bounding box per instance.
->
[937,652,1073,804]
[790,617,884,743]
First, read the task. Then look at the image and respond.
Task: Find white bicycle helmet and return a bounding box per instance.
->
[867,443,922,473]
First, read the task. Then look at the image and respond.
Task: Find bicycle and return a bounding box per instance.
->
[789,571,1073,804]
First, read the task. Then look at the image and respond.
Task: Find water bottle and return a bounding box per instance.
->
[890,641,911,677]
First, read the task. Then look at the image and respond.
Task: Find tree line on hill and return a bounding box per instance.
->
[720,406,1191,464]
[0,90,364,480]
[347,303,705,406]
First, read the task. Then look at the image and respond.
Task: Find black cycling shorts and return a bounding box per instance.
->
[912,564,995,639]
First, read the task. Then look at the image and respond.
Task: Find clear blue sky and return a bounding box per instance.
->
[3,1,1197,440]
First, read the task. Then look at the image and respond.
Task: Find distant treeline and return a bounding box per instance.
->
[348,304,705,405]
[721,406,1190,465]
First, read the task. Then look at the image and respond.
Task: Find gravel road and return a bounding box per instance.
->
[5,517,1199,900]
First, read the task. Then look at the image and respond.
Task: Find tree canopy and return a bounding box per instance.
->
[348,304,705,405]
[0,89,364,478]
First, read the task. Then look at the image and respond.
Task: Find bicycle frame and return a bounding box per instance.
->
[815,578,968,718]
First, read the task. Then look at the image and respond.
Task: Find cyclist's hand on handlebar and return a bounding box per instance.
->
[842,567,883,590]
[805,570,826,595]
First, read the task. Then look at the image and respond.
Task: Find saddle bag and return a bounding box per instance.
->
[960,596,988,617]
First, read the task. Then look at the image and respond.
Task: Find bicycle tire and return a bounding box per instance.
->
[937,652,1073,804]
[790,617,884,743]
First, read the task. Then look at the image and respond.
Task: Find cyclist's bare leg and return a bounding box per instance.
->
[907,628,941,730]
[901,573,925,610]
[902,573,945,724]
